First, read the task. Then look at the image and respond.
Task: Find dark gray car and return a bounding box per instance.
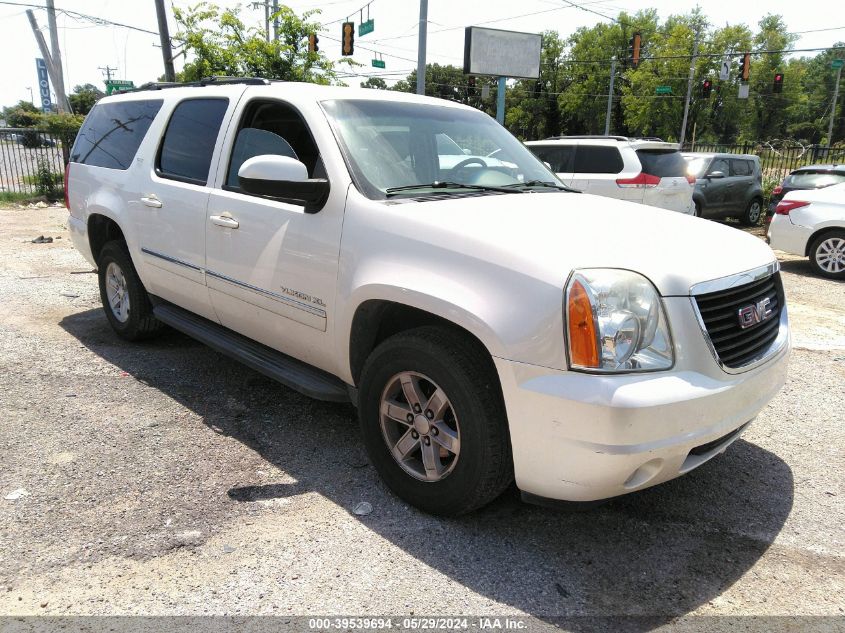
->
[683,153,764,225]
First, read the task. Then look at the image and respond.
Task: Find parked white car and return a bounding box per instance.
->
[525,135,695,214]
[66,79,788,515]
[768,182,845,279]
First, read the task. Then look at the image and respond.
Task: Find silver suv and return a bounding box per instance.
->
[525,136,695,214]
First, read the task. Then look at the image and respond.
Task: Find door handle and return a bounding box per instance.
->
[140,194,162,208]
[210,213,240,229]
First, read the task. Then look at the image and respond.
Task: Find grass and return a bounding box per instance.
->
[0,191,37,204]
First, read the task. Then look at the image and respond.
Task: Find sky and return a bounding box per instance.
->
[0,0,843,109]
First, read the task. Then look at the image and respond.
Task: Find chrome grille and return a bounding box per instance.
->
[693,272,784,369]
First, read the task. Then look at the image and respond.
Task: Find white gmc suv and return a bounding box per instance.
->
[66,78,790,515]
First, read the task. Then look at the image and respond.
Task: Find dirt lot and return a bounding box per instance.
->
[0,206,843,629]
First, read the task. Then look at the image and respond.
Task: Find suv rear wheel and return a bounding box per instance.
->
[358,326,513,516]
[97,241,163,340]
[809,230,845,280]
[741,198,763,226]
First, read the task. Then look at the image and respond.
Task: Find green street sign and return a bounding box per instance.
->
[832,59,844,69]
[655,85,672,95]
[359,19,374,36]
[371,59,385,69]
[105,79,135,95]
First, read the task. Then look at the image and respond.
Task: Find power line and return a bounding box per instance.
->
[0,0,168,38]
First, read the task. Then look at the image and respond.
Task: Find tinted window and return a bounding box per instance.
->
[636,150,688,177]
[785,171,845,188]
[730,159,751,176]
[529,145,575,173]
[709,157,730,175]
[574,146,624,174]
[70,100,162,170]
[158,98,229,184]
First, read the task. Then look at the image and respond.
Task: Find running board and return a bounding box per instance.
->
[152,302,350,403]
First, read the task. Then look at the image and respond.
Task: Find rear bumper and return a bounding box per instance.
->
[767,214,811,256]
[494,337,789,502]
[68,214,96,268]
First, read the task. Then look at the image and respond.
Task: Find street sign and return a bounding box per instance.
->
[35,58,52,112]
[738,83,750,99]
[719,57,730,81]
[371,59,385,69]
[105,79,135,96]
[359,19,374,36]
[655,85,672,95]
[833,59,844,69]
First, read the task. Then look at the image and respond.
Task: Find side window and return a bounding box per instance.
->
[730,159,751,177]
[157,98,229,185]
[710,158,730,175]
[529,145,574,173]
[226,100,324,191]
[70,100,163,170]
[573,145,624,174]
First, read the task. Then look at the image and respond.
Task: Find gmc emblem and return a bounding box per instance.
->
[737,297,774,329]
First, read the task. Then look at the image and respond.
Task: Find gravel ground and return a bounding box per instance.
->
[0,206,843,629]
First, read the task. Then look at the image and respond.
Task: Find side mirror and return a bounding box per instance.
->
[706,170,725,179]
[238,155,330,212]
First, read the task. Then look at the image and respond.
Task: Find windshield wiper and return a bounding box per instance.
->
[503,180,578,192]
[385,181,523,196]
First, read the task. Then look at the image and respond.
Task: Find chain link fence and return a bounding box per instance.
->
[0,128,67,197]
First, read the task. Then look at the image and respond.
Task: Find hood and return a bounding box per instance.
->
[395,191,776,296]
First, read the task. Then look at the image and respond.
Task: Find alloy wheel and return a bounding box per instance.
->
[105,261,130,323]
[816,237,845,274]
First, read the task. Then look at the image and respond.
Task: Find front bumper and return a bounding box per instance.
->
[494,302,790,502]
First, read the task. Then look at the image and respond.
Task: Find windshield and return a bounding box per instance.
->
[684,156,711,178]
[636,149,688,177]
[785,171,845,189]
[322,99,558,198]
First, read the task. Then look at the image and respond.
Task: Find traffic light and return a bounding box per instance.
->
[773,72,784,93]
[741,52,751,82]
[308,33,319,53]
[341,22,354,56]
[701,79,712,97]
[626,32,642,68]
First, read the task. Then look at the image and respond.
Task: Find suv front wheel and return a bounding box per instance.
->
[358,326,513,516]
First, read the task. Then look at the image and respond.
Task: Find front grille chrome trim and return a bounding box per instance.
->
[690,261,789,375]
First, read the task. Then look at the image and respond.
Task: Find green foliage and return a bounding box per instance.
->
[32,158,63,199]
[2,101,41,128]
[68,84,104,115]
[172,2,354,84]
[360,77,388,90]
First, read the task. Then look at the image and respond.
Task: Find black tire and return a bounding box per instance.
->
[694,201,703,217]
[358,326,513,516]
[808,230,845,280]
[741,197,763,226]
[97,240,163,340]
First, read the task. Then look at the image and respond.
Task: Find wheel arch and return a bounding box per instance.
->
[805,225,845,257]
[87,212,127,263]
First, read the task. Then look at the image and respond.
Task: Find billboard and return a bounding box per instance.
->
[463,27,542,79]
[35,58,52,112]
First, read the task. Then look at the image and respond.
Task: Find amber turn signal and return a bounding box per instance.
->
[568,279,599,368]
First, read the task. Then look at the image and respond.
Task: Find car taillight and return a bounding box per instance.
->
[686,174,696,185]
[64,163,70,209]
[775,200,809,215]
[772,185,783,196]
[616,173,661,188]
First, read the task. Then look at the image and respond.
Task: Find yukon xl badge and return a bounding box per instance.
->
[737,297,773,329]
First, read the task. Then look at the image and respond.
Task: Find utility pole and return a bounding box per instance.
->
[45,0,69,112]
[496,77,506,124]
[25,10,68,112]
[264,1,270,42]
[154,0,176,82]
[272,0,279,42]
[827,63,843,150]
[98,66,117,82]
[679,34,699,147]
[416,0,428,95]
[604,56,617,136]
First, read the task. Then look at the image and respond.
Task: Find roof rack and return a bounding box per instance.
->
[129,76,270,92]
[544,135,630,141]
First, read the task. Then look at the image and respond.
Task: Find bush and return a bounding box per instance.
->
[32,158,63,199]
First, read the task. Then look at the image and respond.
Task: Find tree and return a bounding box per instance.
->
[172,2,353,84]
[360,77,387,90]
[68,84,104,115]
[1,100,40,128]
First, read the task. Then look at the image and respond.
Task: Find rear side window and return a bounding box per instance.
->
[785,171,845,188]
[573,146,623,174]
[730,159,752,176]
[636,150,688,177]
[70,100,163,170]
[158,98,229,185]
[528,145,575,173]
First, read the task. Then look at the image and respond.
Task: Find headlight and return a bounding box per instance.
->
[565,269,673,372]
